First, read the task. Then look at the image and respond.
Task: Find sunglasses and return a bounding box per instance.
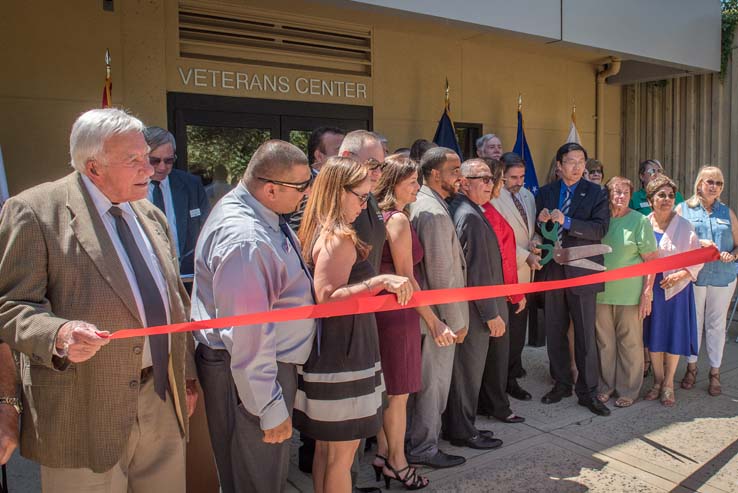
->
[705,179,724,187]
[645,168,662,177]
[466,175,494,184]
[347,188,370,205]
[149,155,176,166]
[257,174,314,193]
[589,169,603,174]
[655,192,675,200]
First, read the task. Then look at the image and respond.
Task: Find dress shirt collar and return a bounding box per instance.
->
[560,179,580,194]
[233,182,280,232]
[80,173,135,219]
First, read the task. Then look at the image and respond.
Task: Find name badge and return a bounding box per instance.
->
[640,202,649,208]
[189,208,201,218]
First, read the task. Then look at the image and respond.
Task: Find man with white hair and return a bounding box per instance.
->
[0,108,197,492]
[476,134,504,161]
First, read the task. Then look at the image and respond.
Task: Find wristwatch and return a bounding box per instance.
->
[0,397,22,414]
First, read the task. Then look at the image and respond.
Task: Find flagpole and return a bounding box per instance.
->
[518,94,525,159]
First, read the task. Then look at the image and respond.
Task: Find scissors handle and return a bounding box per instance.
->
[538,222,559,265]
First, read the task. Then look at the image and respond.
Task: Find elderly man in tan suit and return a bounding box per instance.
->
[490,152,541,402]
[0,108,197,492]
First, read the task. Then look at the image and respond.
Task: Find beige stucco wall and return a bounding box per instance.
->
[1,0,621,195]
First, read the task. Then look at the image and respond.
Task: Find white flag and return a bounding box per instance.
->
[0,146,8,206]
[566,110,581,144]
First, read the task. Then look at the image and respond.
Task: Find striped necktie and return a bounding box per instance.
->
[511,193,529,230]
[559,187,572,242]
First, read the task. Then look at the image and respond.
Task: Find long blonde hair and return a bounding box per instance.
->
[686,165,724,208]
[297,156,369,265]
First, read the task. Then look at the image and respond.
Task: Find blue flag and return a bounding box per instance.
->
[512,110,540,195]
[433,110,463,160]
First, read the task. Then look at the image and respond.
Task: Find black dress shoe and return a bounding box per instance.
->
[507,382,532,401]
[354,488,381,493]
[496,413,525,424]
[406,449,466,468]
[449,434,503,450]
[479,429,494,438]
[541,385,573,404]
[578,397,611,416]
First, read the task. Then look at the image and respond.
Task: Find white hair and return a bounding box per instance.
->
[69,108,145,172]
[338,130,381,155]
[475,133,500,152]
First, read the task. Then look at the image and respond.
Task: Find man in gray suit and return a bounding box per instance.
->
[443,159,507,449]
[406,147,468,469]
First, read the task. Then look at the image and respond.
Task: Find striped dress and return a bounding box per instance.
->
[293,258,385,441]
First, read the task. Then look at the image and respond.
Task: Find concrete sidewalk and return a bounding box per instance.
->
[7,320,738,492]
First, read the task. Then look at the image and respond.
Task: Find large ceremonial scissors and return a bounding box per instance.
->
[538,222,612,271]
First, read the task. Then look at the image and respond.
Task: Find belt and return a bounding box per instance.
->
[140,366,154,382]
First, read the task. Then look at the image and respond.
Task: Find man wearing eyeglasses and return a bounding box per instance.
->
[535,142,611,417]
[192,140,316,493]
[339,130,387,273]
[144,127,210,277]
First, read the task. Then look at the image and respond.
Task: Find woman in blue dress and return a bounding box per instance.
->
[643,175,703,407]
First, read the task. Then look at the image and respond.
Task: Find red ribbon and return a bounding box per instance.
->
[110,246,719,340]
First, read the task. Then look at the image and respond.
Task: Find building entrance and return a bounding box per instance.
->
[167,92,372,184]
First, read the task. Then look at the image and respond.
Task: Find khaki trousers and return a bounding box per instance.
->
[595,303,643,401]
[41,376,185,493]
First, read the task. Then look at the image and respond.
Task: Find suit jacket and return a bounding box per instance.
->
[0,172,195,472]
[353,193,386,274]
[168,168,210,276]
[535,179,610,294]
[450,194,508,333]
[408,186,469,334]
[492,187,539,284]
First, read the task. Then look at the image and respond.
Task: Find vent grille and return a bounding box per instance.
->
[178,2,372,76]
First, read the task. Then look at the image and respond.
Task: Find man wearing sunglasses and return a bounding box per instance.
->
[143,127,210,277]
[192,140,316,493]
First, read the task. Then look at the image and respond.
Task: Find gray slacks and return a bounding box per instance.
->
[407,333,456,459]
[196,344,297,493]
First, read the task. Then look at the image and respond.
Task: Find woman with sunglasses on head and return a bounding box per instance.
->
[676,166,738,396]
[294,156,413,493]
[642,175,703,407]
[629,160,685,215]
[371,154,447,490]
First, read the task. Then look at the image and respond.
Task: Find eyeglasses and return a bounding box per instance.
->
[466,175,494,184]
[654,192,675,200]
[561,159,586,167]
[589,169,603,175]
[645,168,662,177]
[364,158,383,172]
[347,188,370,205]
[149,155,177,166]
[257,174,314,193]
[705,179,724,187]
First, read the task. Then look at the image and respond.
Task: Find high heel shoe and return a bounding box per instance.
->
[372,454,387,482]
[383,461,429,490]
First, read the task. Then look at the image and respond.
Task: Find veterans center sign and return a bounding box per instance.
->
[177,66,369,100]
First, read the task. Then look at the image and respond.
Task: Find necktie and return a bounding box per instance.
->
[151,180,165,213]
[109,206,169,400]
[559,187,572,242]
[278,217,322,355]
[511,192,529,230]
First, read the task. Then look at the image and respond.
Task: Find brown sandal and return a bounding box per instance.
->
[708,370,721,396]
[644,384,661,401]
[660,386,675,407]
[680,365,697,390]
[615,397,634,408]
